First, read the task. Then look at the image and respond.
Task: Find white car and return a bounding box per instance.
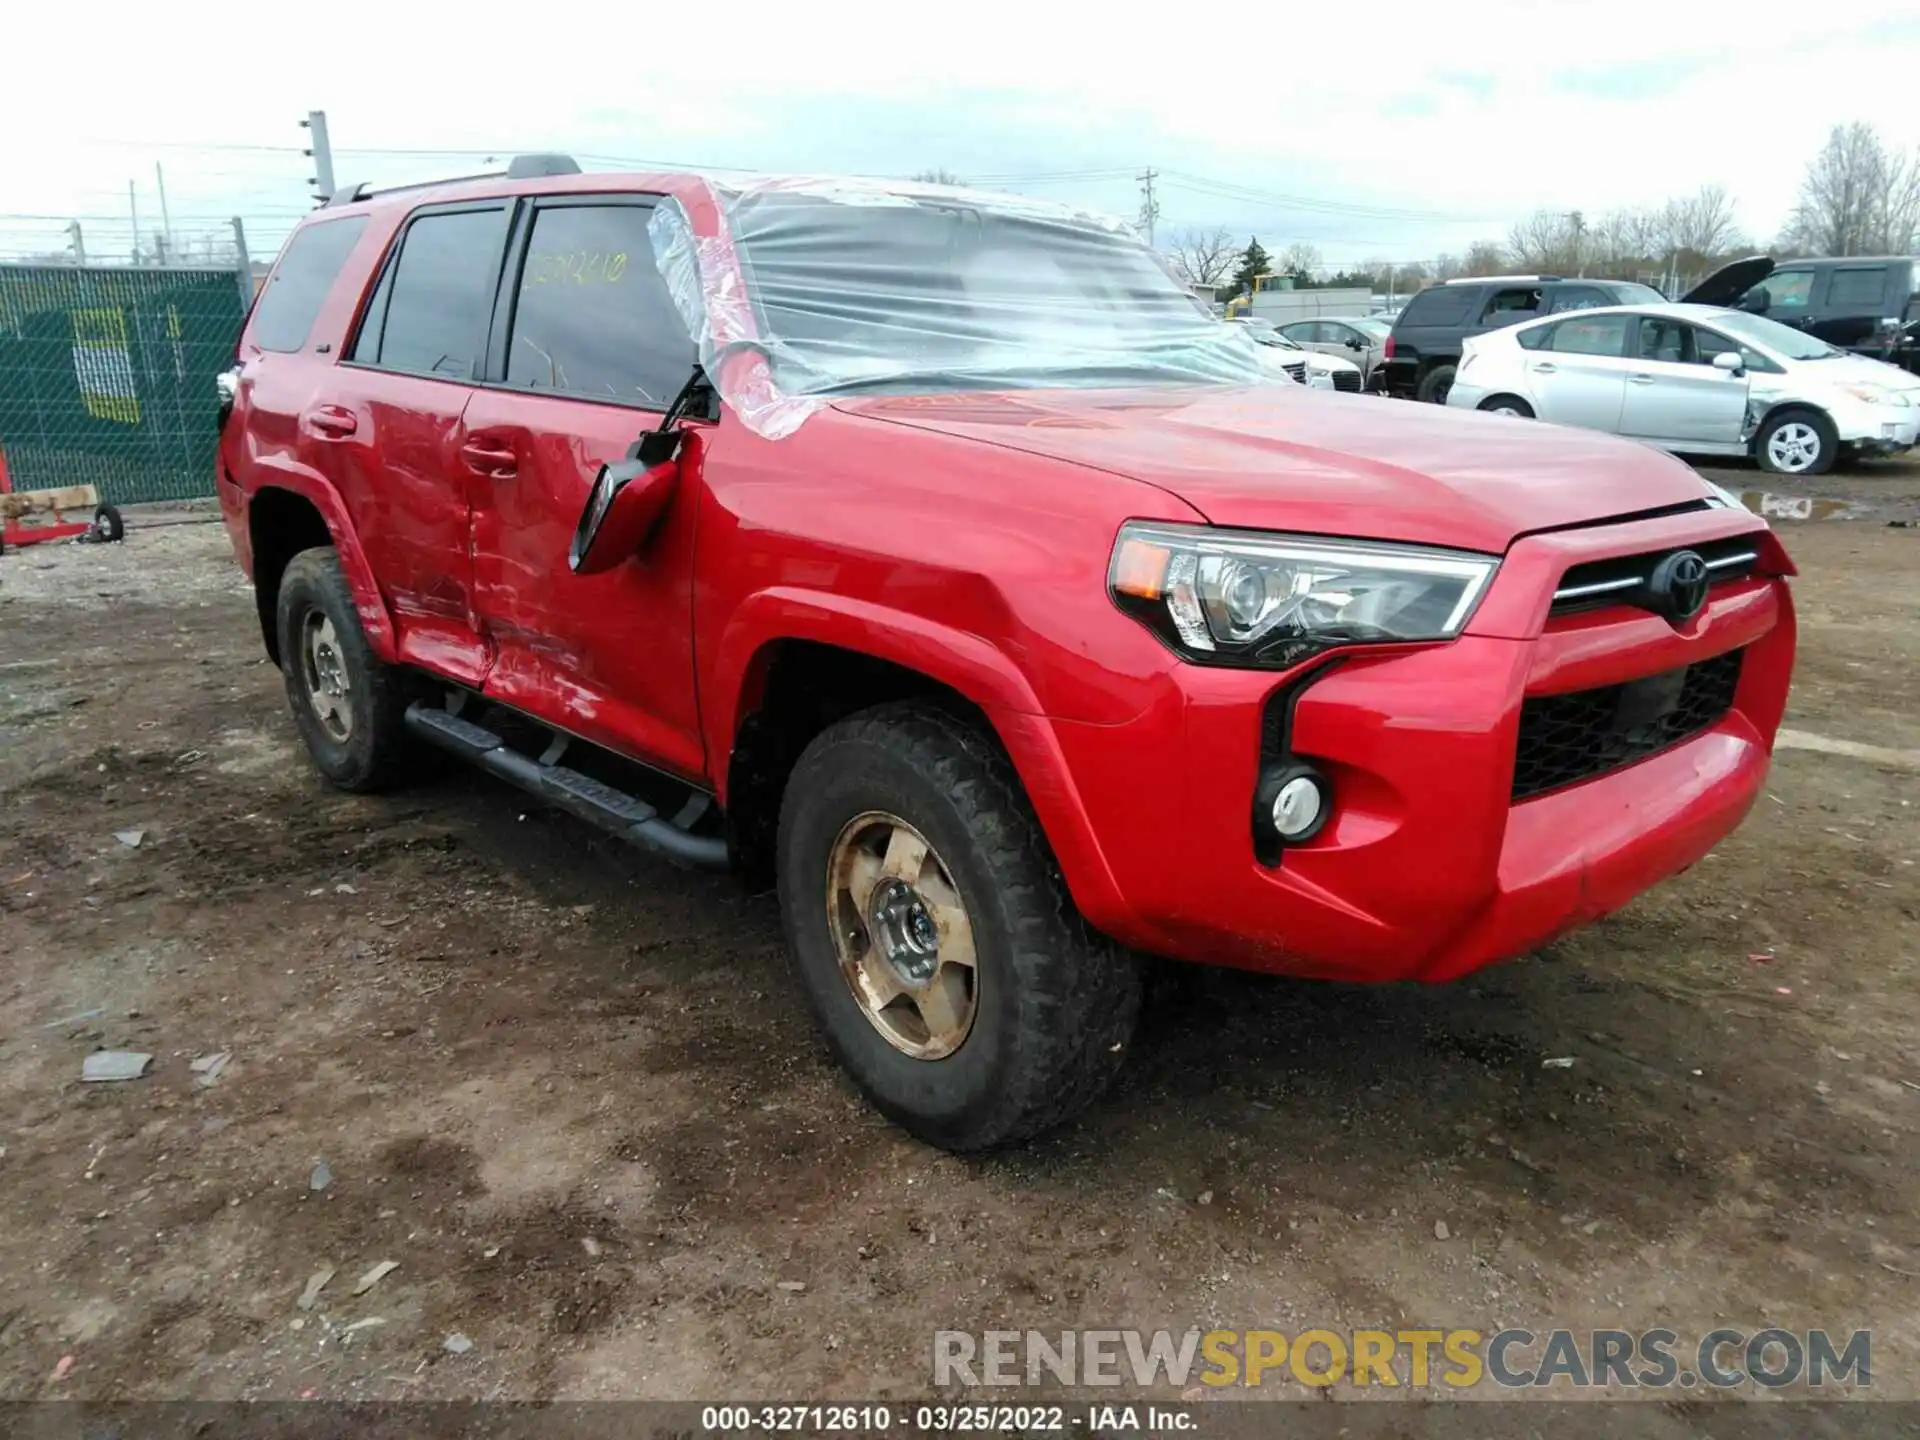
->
[1230,318,1365,392]
[1447,302,1920,475]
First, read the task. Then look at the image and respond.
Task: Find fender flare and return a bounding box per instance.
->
[248,465,398,663]
[708,588,1132,926]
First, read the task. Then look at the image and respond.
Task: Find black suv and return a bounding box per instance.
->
[1731,256,1920,372]
[1383,277,1666,403]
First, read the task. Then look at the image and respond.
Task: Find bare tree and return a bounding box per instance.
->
[1165,225,1238,287]
[1507,209,1578,272]
[1463,239,1506,276]
[1662,184,1741,258]
[1431,252,1465,282]
[909,168,965,186]
[1780,123,1920,255]
[1280,241,1323,279]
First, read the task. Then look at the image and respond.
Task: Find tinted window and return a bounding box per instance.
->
[1695,327,1784,375]
[1758,270,1814,310]
[358,207,505,379]
[1483,286,1544,320]
[1637,317,1699,364]
[1547,286,1609,313]
[1545,314,1631,356]
[1608,282,1666,304]
[1398,287,1474,326]
[504,205,699,407]
[251,217,367,353]
[1827,266,1887,308]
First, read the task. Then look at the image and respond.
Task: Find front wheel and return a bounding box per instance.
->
[1755,407,1837,476]
[1479,395,1534,418]
[777,704,1142,1151]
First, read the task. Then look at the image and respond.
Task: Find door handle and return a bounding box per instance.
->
[305,405,357,439]
[459,437,518,478]
[1628,373,1655,384]
[1530,362,1558,374]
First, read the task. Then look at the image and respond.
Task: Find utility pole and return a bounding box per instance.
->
[1136,167,1160,248]
[155,162,173,265]
[231,217,254,312]
[302,110,336,206]
[128,179,141,265]
[67,220,85,266]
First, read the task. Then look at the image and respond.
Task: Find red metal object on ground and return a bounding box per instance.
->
[0,448,92,548]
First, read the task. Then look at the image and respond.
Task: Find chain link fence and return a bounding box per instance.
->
[0,265,248,506]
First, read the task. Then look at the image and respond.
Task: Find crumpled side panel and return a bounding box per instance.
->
[649,199,824,442]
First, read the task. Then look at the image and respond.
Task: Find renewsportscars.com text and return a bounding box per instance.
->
[932,1327,1871,1390]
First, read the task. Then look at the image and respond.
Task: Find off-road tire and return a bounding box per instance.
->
[1416,362,1457,405]
[777,703,1142,1151]
[275,548,412,792]
[1754,406,1838,477]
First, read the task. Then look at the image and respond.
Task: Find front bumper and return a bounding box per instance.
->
[1020,508,1796,983]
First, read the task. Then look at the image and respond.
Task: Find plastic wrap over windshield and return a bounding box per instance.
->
[648,177,1271,440]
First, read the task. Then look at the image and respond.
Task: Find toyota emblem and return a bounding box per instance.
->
[1648,549,1711,623]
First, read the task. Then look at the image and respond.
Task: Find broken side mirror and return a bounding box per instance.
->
[568,455,679,575]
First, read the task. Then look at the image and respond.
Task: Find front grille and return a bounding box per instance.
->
[1550,535,1760,617]
[1512,649,1743,801]
[1332,370,1362,392]
[1282,360,1307,383]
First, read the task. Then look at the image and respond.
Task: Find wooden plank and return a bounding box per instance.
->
[0,485,98,520]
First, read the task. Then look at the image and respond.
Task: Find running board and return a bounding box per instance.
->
[403,702,729,871]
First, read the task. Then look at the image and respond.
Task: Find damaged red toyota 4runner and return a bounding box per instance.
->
[216,158,1797,1151]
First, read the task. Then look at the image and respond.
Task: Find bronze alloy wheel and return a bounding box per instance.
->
[826,810,979,1059]
[300,611,354,742]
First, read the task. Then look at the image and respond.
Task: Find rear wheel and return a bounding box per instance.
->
[1755,407,1837,476]
[1479,395,1534,418]
[777,703,1142,1151]
[1416,363,1457,405]
[275,548,414,792]
[90,505,124,543]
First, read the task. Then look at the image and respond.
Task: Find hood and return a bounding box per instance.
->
[1681,254,1774,308]
[833,386,1717,552]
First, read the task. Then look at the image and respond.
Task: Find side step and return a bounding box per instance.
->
[404,703,729,871]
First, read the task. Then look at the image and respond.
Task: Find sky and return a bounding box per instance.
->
[4,1,1918,268]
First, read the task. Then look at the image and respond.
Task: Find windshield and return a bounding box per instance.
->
[1710,310,1844,361]
[1353,318,1391,339]
[713,187,1269,405]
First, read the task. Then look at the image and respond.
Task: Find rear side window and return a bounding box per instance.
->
[352,207,506,380]
[1543,314,1631,357]
[1397,287,1475,326]
[1483,286,1543,320]
[1547,286,1609,313]
[251,217,367,353]
[1827,266,1887,309]
[502,203,696,408]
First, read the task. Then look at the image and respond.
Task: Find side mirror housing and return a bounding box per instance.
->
[1711,350,1745,375]
[1739,289,1769,314]
[569,457,679,575]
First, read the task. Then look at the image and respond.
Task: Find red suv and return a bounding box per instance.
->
[216,157,1797,1150]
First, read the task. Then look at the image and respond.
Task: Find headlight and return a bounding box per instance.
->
[1109,521,1498,668]
[1838,383,1907,407]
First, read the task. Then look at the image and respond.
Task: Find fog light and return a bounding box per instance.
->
[1272,776,1323,839]
[1253,762,1332,854]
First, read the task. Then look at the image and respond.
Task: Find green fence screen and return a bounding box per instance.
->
[0,265,246,506]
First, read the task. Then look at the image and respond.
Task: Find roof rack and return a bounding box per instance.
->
[325,152,581,207]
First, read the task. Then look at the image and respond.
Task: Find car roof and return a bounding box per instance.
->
[1785,254,1917,266]
[1502,301,1756,327]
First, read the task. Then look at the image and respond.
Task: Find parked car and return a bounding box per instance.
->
[1446,302,1920,475]
[1278,316,1391,388]
[1729,255,1920,373]
[1230,318,1364,391]
[217,158,1797,1151]
[1385,275,1680,404]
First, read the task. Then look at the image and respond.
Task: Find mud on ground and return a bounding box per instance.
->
[1,491,1918,1403]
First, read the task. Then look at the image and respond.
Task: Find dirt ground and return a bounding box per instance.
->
[2,465,1919,1405]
